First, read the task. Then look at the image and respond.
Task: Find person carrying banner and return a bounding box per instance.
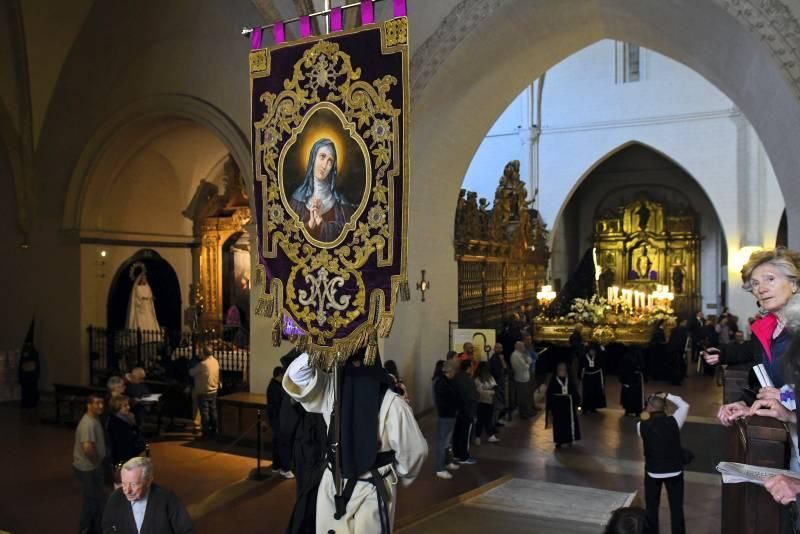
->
[283,348,428,533]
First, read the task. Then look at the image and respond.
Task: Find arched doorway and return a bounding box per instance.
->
[550,143,727,318]
[107,249,182,332]
[389,0,800,407]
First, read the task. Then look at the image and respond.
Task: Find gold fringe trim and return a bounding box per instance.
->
[255,265,267,287]
[399,280,410,301]
[255,296,274,318]
[255,279,284,319]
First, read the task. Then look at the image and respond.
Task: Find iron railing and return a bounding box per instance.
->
[87,326,249,393]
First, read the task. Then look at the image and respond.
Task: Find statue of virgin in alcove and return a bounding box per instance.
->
[126,264,161,332]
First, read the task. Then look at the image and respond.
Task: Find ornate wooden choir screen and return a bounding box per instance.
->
[593,194,699,318]
[455,161,550,328]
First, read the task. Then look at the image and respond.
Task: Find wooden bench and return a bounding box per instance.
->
[720,367,792,532]
[218,392,271,444]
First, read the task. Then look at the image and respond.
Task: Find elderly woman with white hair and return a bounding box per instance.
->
[705,248,800,425]
[102,456,193,533]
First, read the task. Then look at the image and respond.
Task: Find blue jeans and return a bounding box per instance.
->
[198,392,218,436]
[435,417,456,472]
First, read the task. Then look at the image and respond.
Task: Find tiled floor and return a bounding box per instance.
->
[0,371,726,533]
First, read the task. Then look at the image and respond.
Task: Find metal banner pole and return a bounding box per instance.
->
[333,360,343,498]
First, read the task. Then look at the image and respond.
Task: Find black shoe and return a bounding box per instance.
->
[495,422,505,427]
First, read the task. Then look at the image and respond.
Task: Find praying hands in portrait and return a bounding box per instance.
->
[308,198,324,230]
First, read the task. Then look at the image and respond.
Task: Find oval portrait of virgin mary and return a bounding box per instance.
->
[280,104,370,245]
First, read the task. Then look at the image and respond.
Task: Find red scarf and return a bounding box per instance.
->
[750,313,779,362]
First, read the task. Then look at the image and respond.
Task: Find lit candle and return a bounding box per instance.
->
[612,286,619,303]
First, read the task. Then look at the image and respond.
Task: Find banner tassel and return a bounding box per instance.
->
[399,280,411,302]
[272,316,282,347]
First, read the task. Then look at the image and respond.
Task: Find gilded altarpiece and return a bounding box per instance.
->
[455,161,549,327]
[594,195,699,318]
[186,159,253,331]
[199,208,251,331]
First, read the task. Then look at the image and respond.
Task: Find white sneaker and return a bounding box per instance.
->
[436,470,453,479]
[446,463,460,470]
[281,470,295,479]
[473,437,481,445]
[488,435,500,443]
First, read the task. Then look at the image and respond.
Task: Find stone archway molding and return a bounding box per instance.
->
[411,0,800,106]
[546,140,729,249]
[63,93,252,231]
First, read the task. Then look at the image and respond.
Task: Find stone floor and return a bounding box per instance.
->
[0,370,726,533]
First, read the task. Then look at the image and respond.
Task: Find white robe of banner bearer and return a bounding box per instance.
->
[283,354,428,533]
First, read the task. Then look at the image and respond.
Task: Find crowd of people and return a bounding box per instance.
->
[72,391,193,533]
[66,246,800,533]
[73,346,221,533]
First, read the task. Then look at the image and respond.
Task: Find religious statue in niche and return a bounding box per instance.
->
[672,266,685,294]
[283,107,369,243]
[126,263,161,331]
[629,244,657,280]
[633,201,651,232]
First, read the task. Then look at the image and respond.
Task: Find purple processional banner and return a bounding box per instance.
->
[249,17,410,369]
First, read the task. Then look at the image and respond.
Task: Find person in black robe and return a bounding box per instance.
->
[667,319,689,385]
[580,343,607,413]
[267,365,293,477]
[569,323,587,380]
[546,362,581,448]
[648,320,667,380]
[281,350,327,534]
[18,341,40,409]
[619,347,646,417]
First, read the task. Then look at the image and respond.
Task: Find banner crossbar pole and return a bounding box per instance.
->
[242,0,389,35]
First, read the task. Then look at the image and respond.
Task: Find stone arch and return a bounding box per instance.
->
[62,94,251,231]
[392,0,800,408]
[547,140,727,246]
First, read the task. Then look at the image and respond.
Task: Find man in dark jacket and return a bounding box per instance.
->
[267,366,294,478]
[637,392,689,534]
[433,359,461,478]
[102,457,192,534]
[451,359,480,464]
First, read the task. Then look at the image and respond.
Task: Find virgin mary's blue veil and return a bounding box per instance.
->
[291,138,347,205]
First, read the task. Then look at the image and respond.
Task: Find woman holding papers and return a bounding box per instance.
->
[704,248,800,425]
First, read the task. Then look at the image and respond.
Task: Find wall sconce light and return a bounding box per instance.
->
[416,270,430,302]
[100,250,108,258]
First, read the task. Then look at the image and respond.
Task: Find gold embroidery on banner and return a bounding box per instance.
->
[249,50,270,75]
[251,20,410,367]
[383,18,408,48]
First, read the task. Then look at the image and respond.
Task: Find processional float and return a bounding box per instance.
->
[246,0,410,509]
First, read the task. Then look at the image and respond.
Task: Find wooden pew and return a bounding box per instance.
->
[721,367,790,533]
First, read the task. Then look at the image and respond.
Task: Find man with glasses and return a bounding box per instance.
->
[74,393,107,534]
[102,457,193,533]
